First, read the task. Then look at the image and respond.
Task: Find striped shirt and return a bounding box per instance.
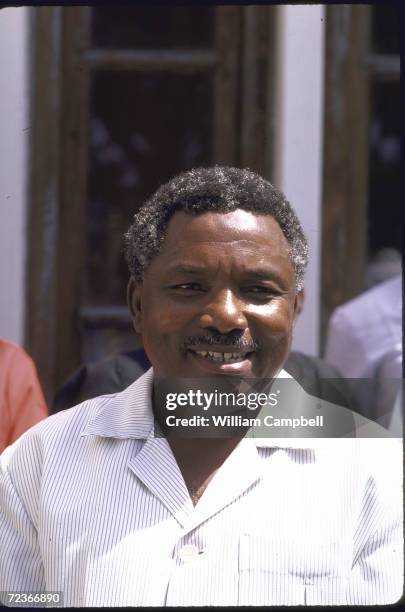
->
[0,368,403,606]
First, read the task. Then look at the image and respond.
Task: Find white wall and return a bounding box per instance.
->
[0,8,29,345]
[274,5,325,356]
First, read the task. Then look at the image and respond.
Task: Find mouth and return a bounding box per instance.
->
[188,349,252,364]
[185,346,257,375]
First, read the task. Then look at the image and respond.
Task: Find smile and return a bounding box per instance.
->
[190,350,251,364]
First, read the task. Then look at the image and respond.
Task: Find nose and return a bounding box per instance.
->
[199,288,248,334]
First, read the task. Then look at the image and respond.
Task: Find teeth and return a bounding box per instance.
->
[194,350,248,363]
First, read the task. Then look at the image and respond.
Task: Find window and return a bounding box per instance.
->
[27,6,276,402]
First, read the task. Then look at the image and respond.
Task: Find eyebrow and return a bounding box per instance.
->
[164,264,207,275]
[240,269,290,290]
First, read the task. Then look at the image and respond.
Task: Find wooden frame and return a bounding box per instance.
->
[26,7,64,404]
[26,7,90,403]
[239,5,276,176]
[321,4,400,349]
[214,7,241,165]
[321,5,371,348]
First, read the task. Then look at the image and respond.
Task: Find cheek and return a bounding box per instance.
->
[140,300,197,370]
[141,297,197,337]
[249,301,294,337]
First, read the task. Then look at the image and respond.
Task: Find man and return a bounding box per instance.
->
[0,167,402,606]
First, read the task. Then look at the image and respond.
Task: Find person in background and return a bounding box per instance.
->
[325,274,402,430]
[0,338,48,453]
[362,248,401,291]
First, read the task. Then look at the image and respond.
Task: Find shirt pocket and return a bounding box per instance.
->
[238,534,350,606]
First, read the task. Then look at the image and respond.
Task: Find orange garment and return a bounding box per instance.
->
[0,339,48,453]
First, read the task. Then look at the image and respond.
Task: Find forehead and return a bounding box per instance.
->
[164,209,289,251]
[149,209,294,279]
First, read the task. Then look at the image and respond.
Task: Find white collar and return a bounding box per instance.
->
[80,367,324,450]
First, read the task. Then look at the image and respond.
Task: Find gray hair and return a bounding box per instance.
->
[124,166,308,290]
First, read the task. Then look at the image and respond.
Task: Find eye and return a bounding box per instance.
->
[244,286,280,298]
[170,283,205,292]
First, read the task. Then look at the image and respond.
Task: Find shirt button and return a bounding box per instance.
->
[178,545,200,563]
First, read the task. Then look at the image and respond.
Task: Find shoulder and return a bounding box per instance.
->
[53,349,149,412]
[1,367,154,475]
[0,339,35,373]
[331,436,402,481]
[312,437,402,501]
[356,437,403,513]
[1,394,113,476]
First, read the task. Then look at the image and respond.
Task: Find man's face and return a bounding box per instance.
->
[128,209,302,379]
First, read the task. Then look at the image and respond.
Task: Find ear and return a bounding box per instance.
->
[292,288,305,324]
[127,277,143,334]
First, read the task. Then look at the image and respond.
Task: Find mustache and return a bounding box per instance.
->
[181,331,260,352]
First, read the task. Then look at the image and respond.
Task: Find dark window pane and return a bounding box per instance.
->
[368,81,400,254]
[91,7,215,50]
[84,71,214,307]
[371,4,400,55]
